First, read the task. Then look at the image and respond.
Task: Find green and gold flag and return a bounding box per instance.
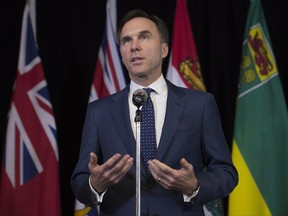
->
[228,0,288,215]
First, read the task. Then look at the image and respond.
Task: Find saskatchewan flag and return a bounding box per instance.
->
[228,0,288,215]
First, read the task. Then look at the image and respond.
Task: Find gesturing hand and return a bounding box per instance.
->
[88,152,134,193]
[148,158,199,195]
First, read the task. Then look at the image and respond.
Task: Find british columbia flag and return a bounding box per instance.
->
[0,3,61,216]
[74,0,126,215]
[89,0,126,103]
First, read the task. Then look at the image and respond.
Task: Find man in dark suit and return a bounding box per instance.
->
[71,9,238,216]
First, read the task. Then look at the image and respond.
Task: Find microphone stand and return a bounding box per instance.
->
[132,89,147,216]
[134,109,142,216]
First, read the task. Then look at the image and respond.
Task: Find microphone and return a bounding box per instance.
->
[132,89,148,109]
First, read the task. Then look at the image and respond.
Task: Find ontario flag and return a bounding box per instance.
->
[166,0,224,215]
[74,0,126,215]
[0,3,61,216]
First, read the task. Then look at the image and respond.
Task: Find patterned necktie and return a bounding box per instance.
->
[141,88,157,175]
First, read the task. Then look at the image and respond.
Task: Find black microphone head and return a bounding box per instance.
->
[132,89,148,108]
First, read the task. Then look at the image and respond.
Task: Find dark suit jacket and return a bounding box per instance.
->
[71,80,238,216]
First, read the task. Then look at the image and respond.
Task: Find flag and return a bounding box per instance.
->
[167,0,224,215]
[74,0,126,215]
[89,0,126,103]
[166,0,205,91]
[0,3,61,216]
[228,0,288,215]
[74,199,98,216]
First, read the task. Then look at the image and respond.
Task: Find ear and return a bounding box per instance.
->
[162,43,169,59]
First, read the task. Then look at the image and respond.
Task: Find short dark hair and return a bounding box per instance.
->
[117,9,169,45]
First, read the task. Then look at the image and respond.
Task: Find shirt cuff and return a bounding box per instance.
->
[89,175,107,205]
[183,186,200,202]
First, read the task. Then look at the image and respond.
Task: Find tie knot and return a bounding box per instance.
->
[143,88,154,96]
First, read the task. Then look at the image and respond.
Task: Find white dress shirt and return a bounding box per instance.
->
[129,74,168,147]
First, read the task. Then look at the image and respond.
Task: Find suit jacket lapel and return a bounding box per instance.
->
[110,87,148,176]
[156,82,186,161]
[108,83,186,176]
[109,87,136,159]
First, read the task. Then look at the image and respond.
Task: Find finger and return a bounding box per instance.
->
[113,156,134,182]
[99,153,121,171]
[151,159,173,175]
[100,155,133,186]
[180,158,192,171]
[112,154,132,171]
[148,163,163,184]
[147,161,158,179]
[122,155,134,170]
[148,160,161,175]
[149,160,173,184]
[100,154,130,177]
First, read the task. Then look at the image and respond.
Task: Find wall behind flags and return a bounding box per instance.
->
[0,0,287,215]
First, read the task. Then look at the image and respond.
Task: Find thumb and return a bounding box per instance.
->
[88,152,98,171]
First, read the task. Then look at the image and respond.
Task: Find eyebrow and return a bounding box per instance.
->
[139,30,152,36]
[120,29,152,43]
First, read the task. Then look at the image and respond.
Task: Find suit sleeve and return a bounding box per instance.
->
[193,93,238,206]
[70,103,100,207]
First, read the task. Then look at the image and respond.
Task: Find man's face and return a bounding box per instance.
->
[119,17,168,82]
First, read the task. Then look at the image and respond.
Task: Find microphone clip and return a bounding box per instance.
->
[132,89,148,123]
[134,109,142,122]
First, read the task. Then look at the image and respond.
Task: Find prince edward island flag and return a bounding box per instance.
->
[228,0,288,215]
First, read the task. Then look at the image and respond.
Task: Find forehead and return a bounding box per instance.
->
[120,17,159,38]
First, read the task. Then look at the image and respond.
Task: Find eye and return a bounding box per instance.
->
[140,33,150,40]
[121,37,131,45]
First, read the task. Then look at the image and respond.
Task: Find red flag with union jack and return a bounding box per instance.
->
[74,0,126,215]
[0,3,61,216]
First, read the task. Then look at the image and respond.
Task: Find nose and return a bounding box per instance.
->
[130,39,141,52]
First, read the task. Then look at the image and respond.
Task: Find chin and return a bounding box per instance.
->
[131,69,146,76]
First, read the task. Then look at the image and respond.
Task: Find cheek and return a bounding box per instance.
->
[121,57,129,67]
[149,44,165,59]
[120,51,128,64]
[152,49,165,62]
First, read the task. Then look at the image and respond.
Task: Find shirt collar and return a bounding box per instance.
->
[129,74,167,97]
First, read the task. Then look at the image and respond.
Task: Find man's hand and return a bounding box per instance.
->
[88,152,134,193]
[148,158,199,195]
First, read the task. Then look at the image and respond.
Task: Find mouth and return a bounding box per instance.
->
[130,57,144,63]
